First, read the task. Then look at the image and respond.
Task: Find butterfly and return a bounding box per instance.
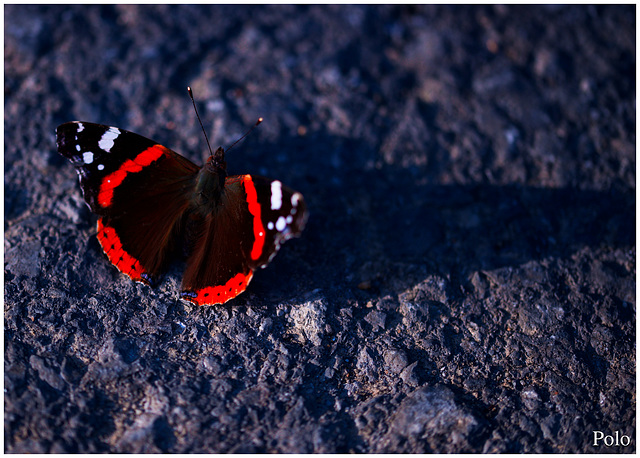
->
[56,109,307,306]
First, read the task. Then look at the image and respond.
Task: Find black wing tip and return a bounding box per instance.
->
[57,120,82,130]
[56,121,84,139]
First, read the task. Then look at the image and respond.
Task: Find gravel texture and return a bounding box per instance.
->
[4,4,635,453]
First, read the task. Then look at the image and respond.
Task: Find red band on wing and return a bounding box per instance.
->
[97,145,167,208]
[242,175,266,261]
[97,218,147,282]
[183,271,254,306]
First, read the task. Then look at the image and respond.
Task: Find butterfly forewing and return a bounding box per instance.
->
[57,122,195,214]
[245,176,308,269]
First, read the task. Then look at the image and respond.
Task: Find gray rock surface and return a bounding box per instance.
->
[5,4,635,453]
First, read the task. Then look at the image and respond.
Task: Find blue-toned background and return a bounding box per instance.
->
[5,5,635,453]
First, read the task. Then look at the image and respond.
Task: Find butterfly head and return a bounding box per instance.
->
[205,146,227,174]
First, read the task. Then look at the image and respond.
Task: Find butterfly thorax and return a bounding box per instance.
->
[193,147,227,214]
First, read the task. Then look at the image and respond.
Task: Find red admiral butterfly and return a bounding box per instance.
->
[57,103,307,306]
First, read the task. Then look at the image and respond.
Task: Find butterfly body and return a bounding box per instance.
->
[193,147,228,212]
[56,121,307,305]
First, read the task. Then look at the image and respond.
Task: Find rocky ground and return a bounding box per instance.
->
[4,4,635,453]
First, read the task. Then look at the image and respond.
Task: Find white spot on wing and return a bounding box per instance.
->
[268,221,274,230]
[275,216,286,232]
[97,164,105,170]
[291,192,301,207]
[290,192,302,215]
[76,123,84,133]
[82,152,94,164]
[98,127,121,152]
[76,144,81,151]
[271,180,283,210]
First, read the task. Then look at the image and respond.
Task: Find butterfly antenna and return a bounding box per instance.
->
[226,117,263,153]
[187,86,214,156]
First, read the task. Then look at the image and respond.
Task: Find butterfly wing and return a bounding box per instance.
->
[181,174,307,305]
[57,121,200,283]
[244,176,308,269]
